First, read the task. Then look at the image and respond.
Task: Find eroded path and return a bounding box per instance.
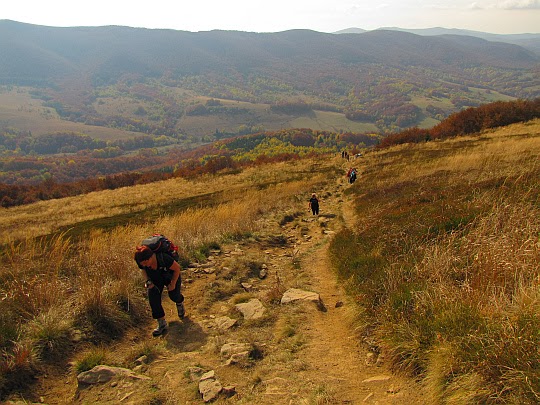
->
[285,177,427,404]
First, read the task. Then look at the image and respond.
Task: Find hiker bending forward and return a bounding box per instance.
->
[134,246,185,336]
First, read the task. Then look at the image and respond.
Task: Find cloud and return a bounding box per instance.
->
[493,0,540,9]
[467,2,483,9]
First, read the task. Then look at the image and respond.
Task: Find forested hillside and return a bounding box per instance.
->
[0,20,538,141]
[1,98,538,207]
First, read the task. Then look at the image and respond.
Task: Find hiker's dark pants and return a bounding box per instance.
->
[311,205,319,215]
[147,278,184,319]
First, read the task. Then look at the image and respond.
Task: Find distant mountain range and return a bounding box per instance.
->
[1,20,537,84]
[334,27,540,54]
[0,20,538,137]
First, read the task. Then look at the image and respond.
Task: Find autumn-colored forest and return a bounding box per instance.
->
[1,99,539,208]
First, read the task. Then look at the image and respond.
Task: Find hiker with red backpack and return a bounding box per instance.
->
[346,167,357,184]
[134,234,185,336]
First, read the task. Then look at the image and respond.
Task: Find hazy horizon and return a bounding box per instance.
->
[1,0,539,35]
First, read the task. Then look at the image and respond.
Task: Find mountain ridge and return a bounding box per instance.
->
[0,19,538,142]
[1,19,537,84]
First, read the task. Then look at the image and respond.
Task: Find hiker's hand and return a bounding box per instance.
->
[145,280,154,289]
[167,283,176,292]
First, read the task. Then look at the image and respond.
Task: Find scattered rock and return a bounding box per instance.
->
[221,385,236,397]
[280,288,326,311]
[77,365,150,386]
[188,366,205,382]
[220,342,252,358]
[225,350,250,366]
[200,370,215,381]
[134,355,148,366]
[215,316,237,331]
[387,384,401,394]
[241,282,253,291]
[132,364,147,373]
[335,300,344,308]
[235,298,266,319]
[199,376,223,402]
[362,375,392,383]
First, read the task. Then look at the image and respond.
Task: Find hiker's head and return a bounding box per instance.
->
[312,193,317,198]
[134,245,154,268]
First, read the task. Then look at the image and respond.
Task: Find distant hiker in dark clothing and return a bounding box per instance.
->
[134,246,185,336]
[309,193,320,215]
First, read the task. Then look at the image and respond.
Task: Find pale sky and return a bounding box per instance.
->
[1,0,539,34]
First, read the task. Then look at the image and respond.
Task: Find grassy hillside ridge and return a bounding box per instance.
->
[330,118,540,403]
[0,119,538,402]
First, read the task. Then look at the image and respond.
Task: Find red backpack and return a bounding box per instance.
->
[141,234,180,262]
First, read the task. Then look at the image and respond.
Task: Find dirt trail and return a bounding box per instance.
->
[287,175,427,404]
[35,159,427,405]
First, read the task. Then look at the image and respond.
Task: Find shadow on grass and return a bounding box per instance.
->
[164,317,208,352]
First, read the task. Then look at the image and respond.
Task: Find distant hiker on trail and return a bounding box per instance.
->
[134,235,185,337]
[309,193,320,215]
[347,167,357,184]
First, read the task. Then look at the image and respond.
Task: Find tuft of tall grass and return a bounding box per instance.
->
[0,341,36,398]
[23,308,72,360]
[74,346,109,374]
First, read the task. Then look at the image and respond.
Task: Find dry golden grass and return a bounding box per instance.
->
[0,159,327,243]
[370,118,540,187]
[332,119,540,403]
[0,156,336,396]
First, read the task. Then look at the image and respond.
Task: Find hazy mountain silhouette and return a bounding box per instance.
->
[336,26,540,55]
[0,20,537,86]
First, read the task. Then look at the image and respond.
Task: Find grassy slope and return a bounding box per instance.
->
[331,119,540,403]
[0,88,141,140]
[0,119,538,402]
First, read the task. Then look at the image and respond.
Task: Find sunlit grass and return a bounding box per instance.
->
[331,119,540,403]
[0,159,328,243]
[0,156,335,395]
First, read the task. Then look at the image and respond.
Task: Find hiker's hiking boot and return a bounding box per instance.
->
[176,302,185,319]
[152,319,168,337]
